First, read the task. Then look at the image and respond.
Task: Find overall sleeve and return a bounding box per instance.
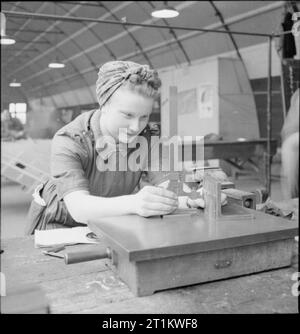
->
[51,133,90,200]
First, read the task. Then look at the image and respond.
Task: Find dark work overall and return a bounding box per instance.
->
[24,179,85,235]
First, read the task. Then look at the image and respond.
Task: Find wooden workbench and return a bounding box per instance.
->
[1,235,298,314]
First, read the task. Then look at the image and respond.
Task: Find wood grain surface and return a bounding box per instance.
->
[1,236,298,313]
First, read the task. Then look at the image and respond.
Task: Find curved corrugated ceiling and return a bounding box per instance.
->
[1,1,286,109]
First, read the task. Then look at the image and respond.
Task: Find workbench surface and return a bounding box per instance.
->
[1,236,298,314]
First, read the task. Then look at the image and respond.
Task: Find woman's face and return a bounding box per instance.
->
[100,86,154,143]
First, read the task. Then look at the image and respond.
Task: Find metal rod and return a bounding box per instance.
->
[7,28,64,34]
[2,10,277,38]
[266,36,273,196]
[209,1,244,61]
[275,29,294,36]
[51,1,105,8]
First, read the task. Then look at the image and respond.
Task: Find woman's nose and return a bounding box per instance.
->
[129,120,140,133]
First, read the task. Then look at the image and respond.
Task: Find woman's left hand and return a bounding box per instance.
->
[187,187,227,208]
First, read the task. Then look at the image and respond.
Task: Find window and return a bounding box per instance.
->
[9,103,27,124]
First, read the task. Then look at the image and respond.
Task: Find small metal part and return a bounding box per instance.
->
[214,259,232,269]
[86,232,101,241]
[244,199,253,208]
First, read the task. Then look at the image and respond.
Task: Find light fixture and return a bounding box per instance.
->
[48,4,65,69]
[151,2,179,18]
[48,58,65,69]
[0,12,16,45]
[0,35,16,45]
[9,79,21,87]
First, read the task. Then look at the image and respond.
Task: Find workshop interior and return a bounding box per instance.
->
[1,1,299,314]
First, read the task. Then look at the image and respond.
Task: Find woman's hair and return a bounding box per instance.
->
[96,60,161,109]
[123,69,161,100]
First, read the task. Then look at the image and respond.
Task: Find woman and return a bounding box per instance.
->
[281,88,299,199]
[27,60,221,235]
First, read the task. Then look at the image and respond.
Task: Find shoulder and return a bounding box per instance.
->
[52,110,97,156]
[54,110,96,138]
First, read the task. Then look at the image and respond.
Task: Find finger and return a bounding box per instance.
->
[147,193,178,207]
[142,207,177,217]
[157,180,170,189]
[221,193,227,204]
[147,186,178,199]
[188,197,205,208]
[182,183,192,193]
[221,199,228,206]
[196,187,204,197]
[145,201,178,212]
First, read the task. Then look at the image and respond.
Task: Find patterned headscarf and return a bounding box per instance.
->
[95,60,160,109]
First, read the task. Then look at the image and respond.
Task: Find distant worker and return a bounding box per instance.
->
[281,88,299,199]
[1,109,26,141]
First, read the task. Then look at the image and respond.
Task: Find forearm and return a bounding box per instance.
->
[66,193,136,223]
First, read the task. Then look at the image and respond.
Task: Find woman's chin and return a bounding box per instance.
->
[118,134,137,144]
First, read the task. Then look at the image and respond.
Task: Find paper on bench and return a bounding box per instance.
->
[34,226,99,248]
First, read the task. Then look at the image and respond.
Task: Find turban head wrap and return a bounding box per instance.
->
[96,60,161,109]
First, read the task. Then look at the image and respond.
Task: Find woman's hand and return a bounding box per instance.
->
[132,185,178,217]
[184,169,228,208]
[186,188,227,209]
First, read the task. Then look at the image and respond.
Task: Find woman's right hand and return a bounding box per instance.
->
[132,185,178,217]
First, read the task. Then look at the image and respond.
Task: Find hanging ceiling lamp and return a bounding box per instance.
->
[151,2,179,18]
[9,79,21,87]
[48,57,65,69]
[48,4,65,69]
[0,12,16,45]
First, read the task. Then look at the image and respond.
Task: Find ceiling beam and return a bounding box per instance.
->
[98,1,153,67]
[2,9,277,38]
[7,28,64,34]
[16,39,50,44]
[51,1,105,8]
